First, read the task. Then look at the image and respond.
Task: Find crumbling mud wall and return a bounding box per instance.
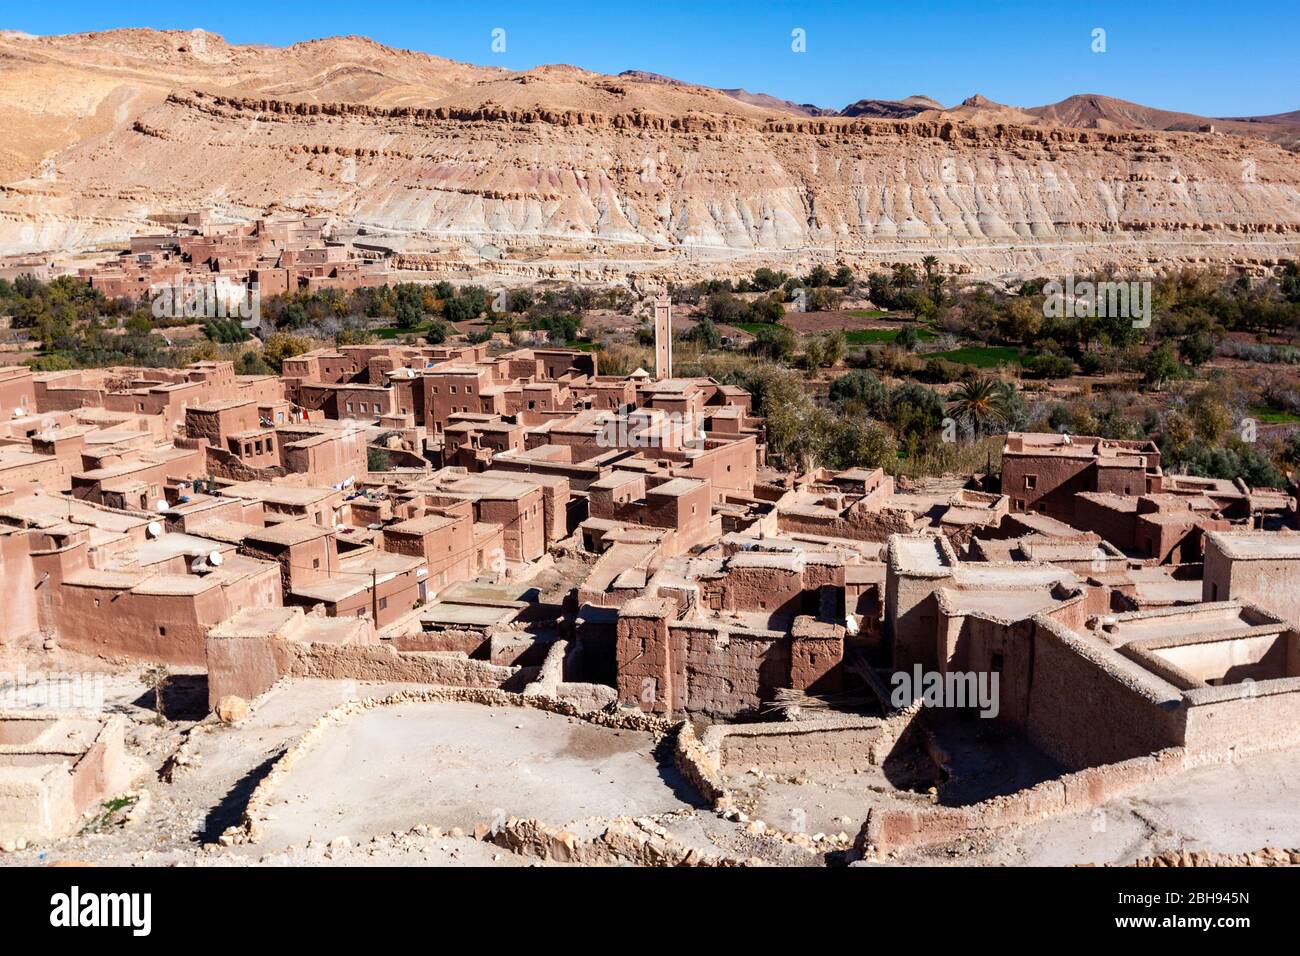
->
[522,639,617,711]
[223,686,673,846]
[207,633,528,705]
[776,506,917,544]
[862,747,1187,857]
[673,702,924,813]
[709,716,884,776]
[277,642,527,689]
[0,713,139,845]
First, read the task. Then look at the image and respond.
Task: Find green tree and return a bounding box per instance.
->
[262,332,312,372]
[888,383,946,441]
[750,324,798,361]
[829,370,888,418]
[689,317,722,349]
[1178,331,1216,367]
[1142,343,1182,390]
[394,284,425,329]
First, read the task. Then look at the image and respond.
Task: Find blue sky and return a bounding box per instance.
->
[6,1,1297,116]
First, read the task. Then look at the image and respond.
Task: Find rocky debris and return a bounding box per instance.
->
[486,812,741,867]
[1123,847,1300,868]
[215,695,249,724]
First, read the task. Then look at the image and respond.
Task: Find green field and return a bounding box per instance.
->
[372,323,435,339]
[730,322,774,335]
[1248,406,1300,424]
[845,309,890,319]
[843,326,936,344]
[927,346,1024,368]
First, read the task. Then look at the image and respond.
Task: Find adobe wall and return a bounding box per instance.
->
[672,702,923,815]
[1001,453,1094,516]
[671,624,789,717]
[479,490,545,562]
[777,504,917,543]
[941,615,1037,727]
[51,567,282,666]
[1023,618,1184,769]
[863,747,1187,857]
[708,564,807,616]
[661,436,757,498]
[789,617,844,694]
[1204,547,1300,627]
[1072,495,1137,551]
[207,632,527,707]
[0,714,136,845]
[204,446,283,483]
[886,573,946,674]
[0,532,39,644]
[274,641,528,689]
[615,599,675,714]
[709,716,883,776]
[294,566,424,629]
[1181,681,1300,760]
[521,639,618,711]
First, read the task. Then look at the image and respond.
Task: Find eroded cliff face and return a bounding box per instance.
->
[2,33,1299,281]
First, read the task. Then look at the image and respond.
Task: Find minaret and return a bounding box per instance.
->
[653,293,672,381]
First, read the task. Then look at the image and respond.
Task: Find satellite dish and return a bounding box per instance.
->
[190,556,208,573]
[146,521,163,538]
[207,550,224,567]
[154,499,169,512]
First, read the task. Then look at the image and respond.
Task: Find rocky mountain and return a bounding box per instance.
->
[1026,94,1300,149]
[839,95,943,119]
[618,71,835,117]
[2,29,1299,282]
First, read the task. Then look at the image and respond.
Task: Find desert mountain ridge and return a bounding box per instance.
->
[1,28,1299,282]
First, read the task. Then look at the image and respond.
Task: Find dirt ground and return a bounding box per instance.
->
[954,749,1300,867]
[780,307,899,334]
[255,700,700,848]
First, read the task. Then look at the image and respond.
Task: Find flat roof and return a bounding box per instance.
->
[244,521,331,546]
[892,535,950,572]
[218,481,339,506]
[386,513,460,535]
[188,398,255,412]
[421,602,520,628]
[649,477,705,497]
[1206,530,1300,561]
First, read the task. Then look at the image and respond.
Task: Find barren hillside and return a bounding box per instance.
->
[2,29,1299,282]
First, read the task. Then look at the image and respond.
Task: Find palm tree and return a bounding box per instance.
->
[891,263,918,292]
[946,376,1010,439]
[921,255,945,305]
